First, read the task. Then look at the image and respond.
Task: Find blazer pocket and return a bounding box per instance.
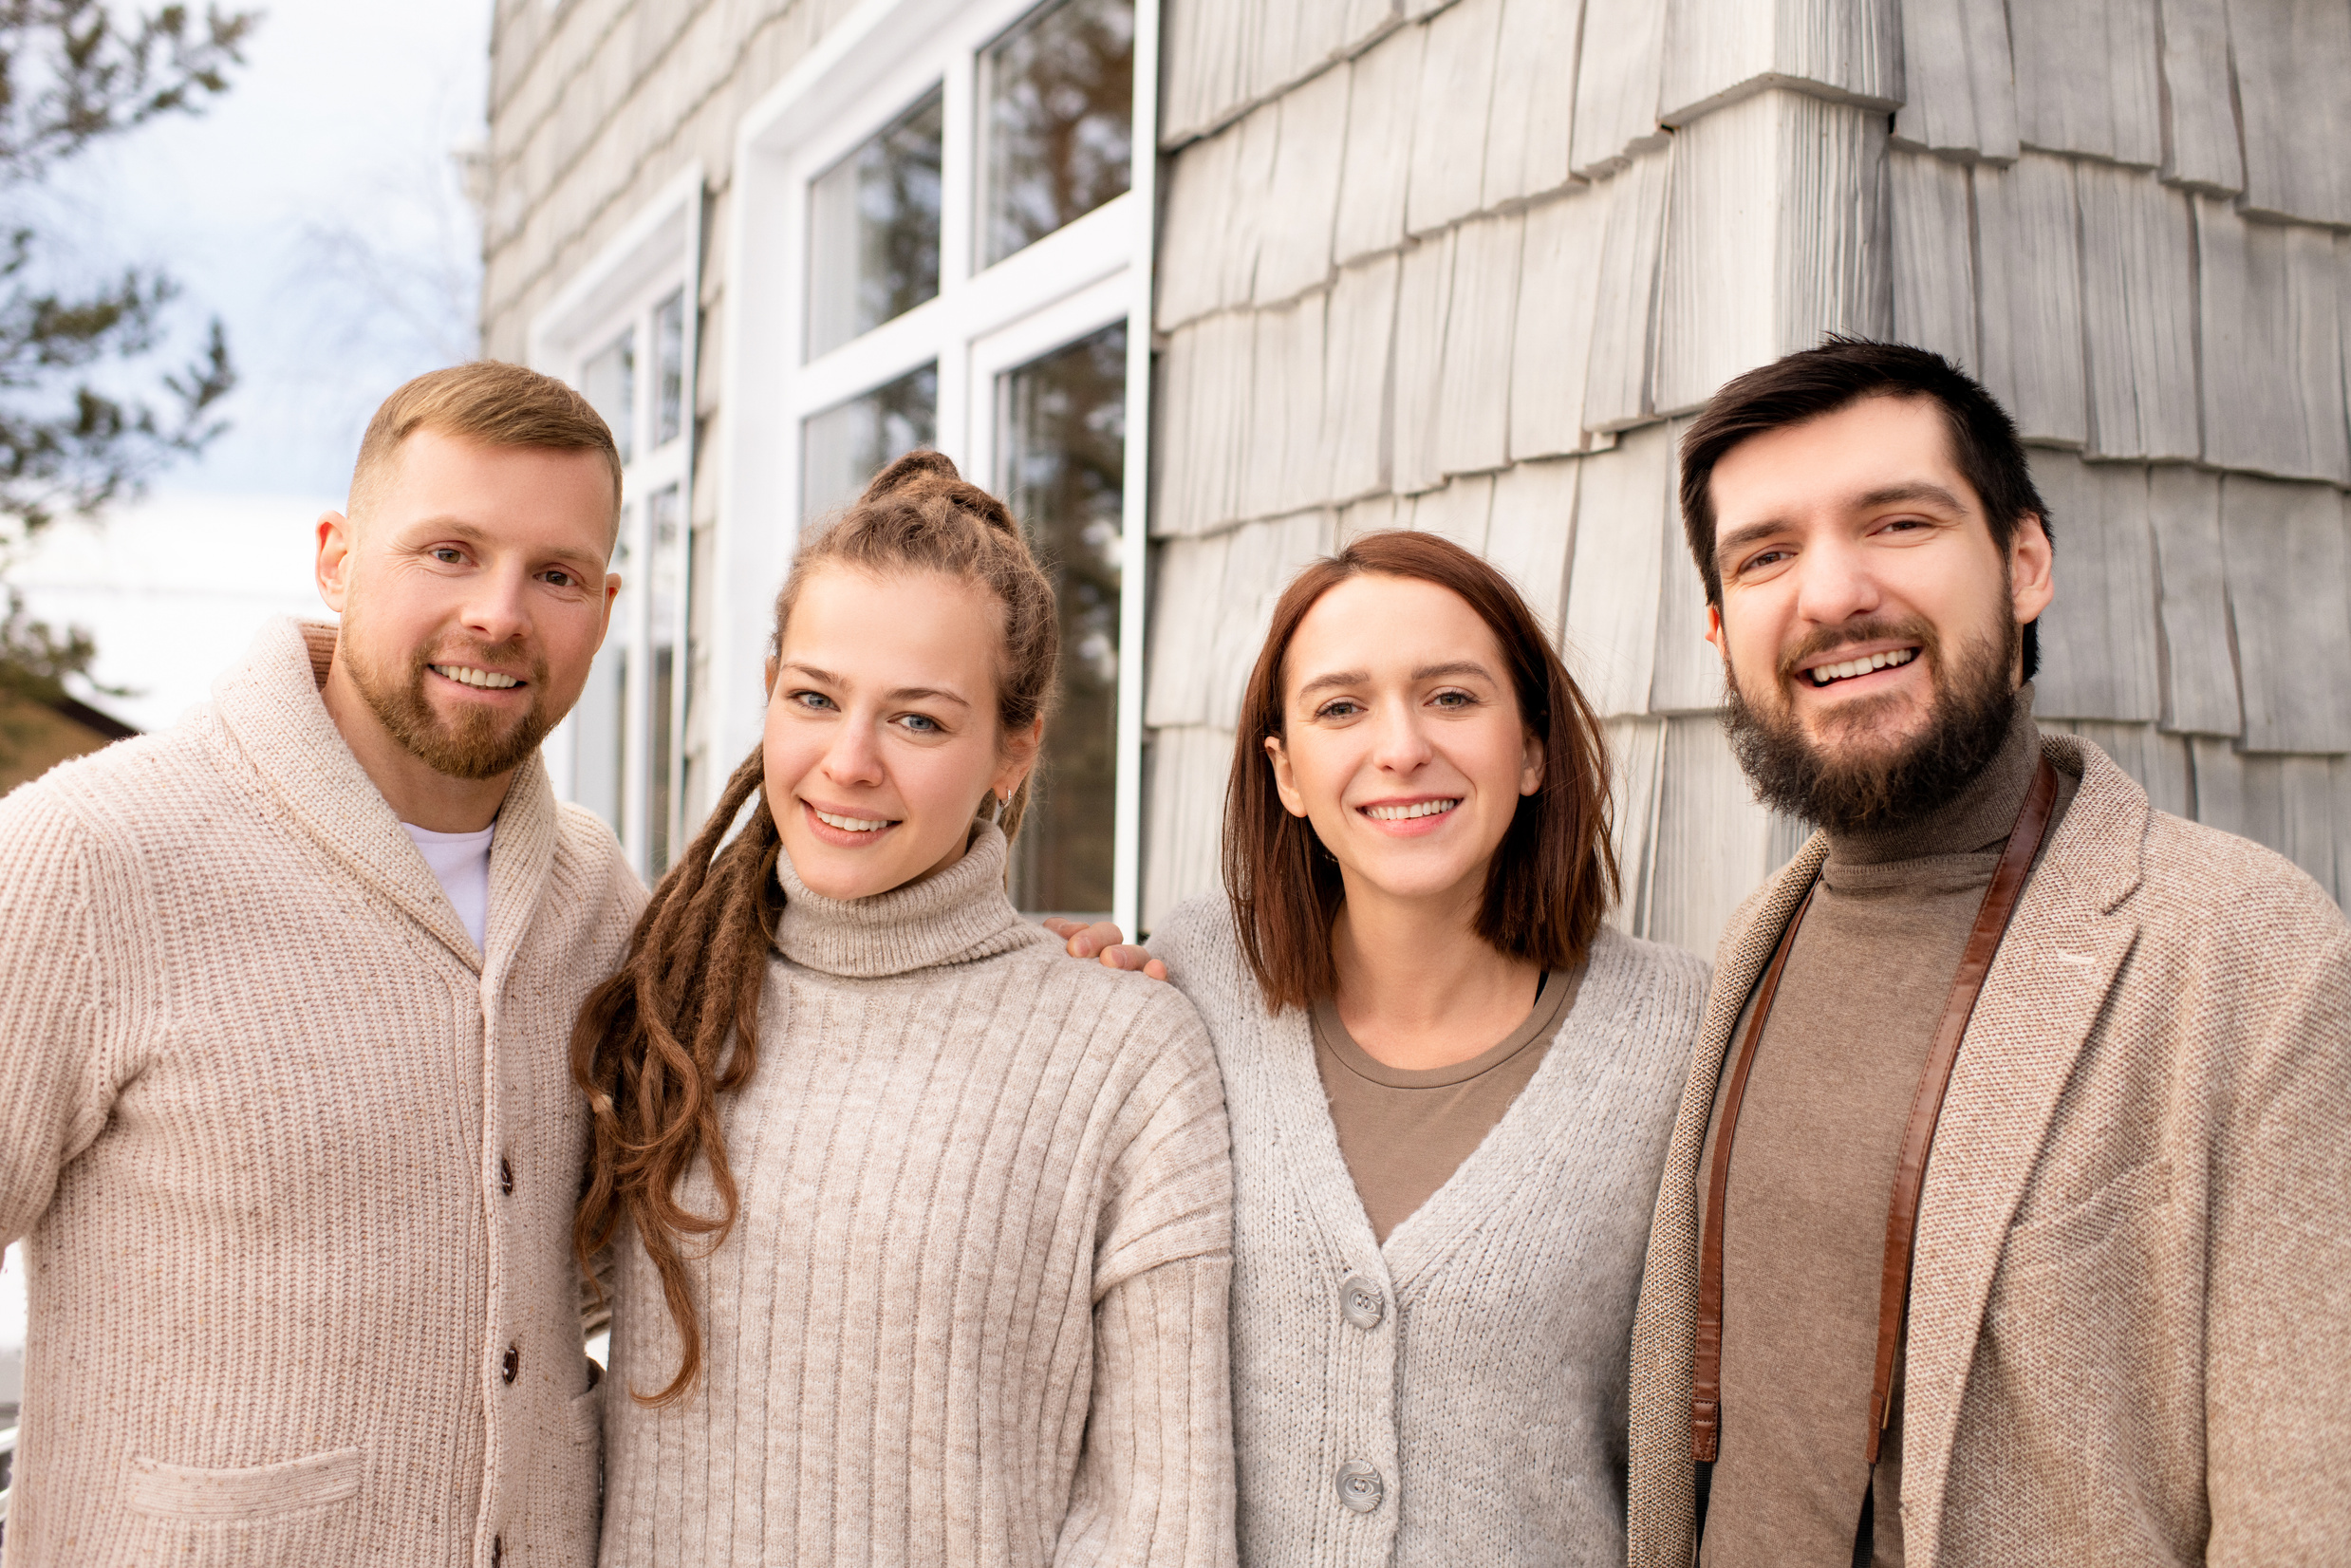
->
[569,1383,604,1445]
[128,1447,364,1521]
[2000,1159,2173,1278]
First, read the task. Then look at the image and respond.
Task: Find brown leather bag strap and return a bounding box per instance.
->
[1862,754,2059,1461]
[1691,882,1815,1463]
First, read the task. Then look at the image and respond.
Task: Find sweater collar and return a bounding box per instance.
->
[772,822,1043,979]
[1822,683,2043,871]
[208,616,558,976]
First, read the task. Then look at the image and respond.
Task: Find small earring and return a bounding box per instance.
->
[990,792,1009,825]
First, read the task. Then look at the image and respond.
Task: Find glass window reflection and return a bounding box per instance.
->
[807,89,944,359]
[980,0,1133,269]
[802,362,939,520]
[998,322,1124,917]
[583,328,636,464]
[654,289,686,447]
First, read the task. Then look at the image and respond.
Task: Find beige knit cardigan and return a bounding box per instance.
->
[596,824,1238,1568]
[0,618,644,1567]
[1628,734,2351,1566]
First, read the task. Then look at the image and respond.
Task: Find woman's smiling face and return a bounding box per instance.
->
[763,564,1036,900]
[1266,572,1542,911]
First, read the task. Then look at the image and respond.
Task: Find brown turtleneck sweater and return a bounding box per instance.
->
[1694,697,2074,1568]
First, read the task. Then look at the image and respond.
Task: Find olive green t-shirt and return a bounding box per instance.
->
[1314,964,1586,1243]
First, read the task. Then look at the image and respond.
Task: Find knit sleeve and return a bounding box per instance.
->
[1056,992,1238,1567]
[0,790,122,1247]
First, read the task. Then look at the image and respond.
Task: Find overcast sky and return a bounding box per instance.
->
[10,0,496,732]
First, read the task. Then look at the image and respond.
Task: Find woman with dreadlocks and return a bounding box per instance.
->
[574,451,1236,1567]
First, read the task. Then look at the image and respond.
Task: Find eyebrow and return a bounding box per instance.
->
[781,663,972,707]
[1713,482,1969,566]
[1295,660,1497,698]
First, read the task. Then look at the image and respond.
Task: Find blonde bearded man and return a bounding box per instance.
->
[0,364,644,1566]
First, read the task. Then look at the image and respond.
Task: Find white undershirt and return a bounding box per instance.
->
[401,821,496,952]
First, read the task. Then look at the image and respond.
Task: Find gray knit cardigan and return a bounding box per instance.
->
[1152,901,1708,1568]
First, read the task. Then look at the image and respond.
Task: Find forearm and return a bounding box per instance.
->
[1057,1253,1238,1568]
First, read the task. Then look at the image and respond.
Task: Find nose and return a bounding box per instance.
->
[1369,696,1435,776]
[460,562,533,650]
[1789,531,1884,633]
[820,717,886,790]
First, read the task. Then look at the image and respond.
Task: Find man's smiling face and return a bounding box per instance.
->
[1703,393,2055,831]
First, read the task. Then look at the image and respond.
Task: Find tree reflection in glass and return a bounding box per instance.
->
[802,363,939,521]
[808,88,944,359]
[980,0,1133,270]
[998,322,1124,917]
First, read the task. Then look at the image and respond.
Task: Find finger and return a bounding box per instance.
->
[1143,958,1169,983]
[1040,917,1083,939]
[1096,943,1155,973]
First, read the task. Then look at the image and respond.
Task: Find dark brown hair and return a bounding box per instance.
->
[350,360,624,525]
[1678,336,2053,679]
[1224,530,1618,1012]
[570,450,1058,1405]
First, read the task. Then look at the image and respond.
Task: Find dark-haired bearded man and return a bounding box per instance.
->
[1626,340,2351,1568]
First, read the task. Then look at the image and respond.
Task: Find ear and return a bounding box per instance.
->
[763,656,779,700]
[992,715,1045,799]
[598,569,624,648]
[1704,600,1726,657]
[2008,513,2055,625]
[1264,734,1309,819]
[1519,724,1545,798]
[315,512,354,613]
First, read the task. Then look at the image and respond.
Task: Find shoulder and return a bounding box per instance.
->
[1016,935,1215,1056]
[1148,895,1274,1034]
[1575,925,1712,1076]
[0,722,215,871]
[1589,925,1712,1015]
[550,801,649,923]
[2128,809,2349,969]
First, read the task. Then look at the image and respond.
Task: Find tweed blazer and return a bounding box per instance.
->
[1627,733,2351,1567]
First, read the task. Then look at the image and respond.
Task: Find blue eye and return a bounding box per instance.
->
[901,714,940,734]
[1316,700,1362,719]
[793,690,836,712]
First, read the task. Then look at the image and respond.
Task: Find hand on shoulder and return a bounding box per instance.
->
[1041,917,1167,982]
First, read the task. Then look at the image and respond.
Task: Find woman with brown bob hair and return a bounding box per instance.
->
[1064,530,1707,1564]
[575,452,1237,1567]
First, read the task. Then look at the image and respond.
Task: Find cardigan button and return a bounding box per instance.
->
[499,1156,514,1196]
[490,1535,502,1565]
[502,1343,520,1384]
[1339,1274,1385,1330]
[1335,1459,1385,1513]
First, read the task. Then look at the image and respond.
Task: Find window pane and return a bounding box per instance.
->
[647,484,685,875]
[583,327,636,465]
[981,0,1133,268]
[655,289,686,448]
[807,88,944,359]
[802,363,938,520]
[575,503,634,838]
[998,322,1124,917]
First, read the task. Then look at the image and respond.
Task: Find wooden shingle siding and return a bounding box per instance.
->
[2154,0,2242,194]
[2220,476,2351,755]
[2144,466,2240,738]
[1888,0,2017,160]
[1656,0,1898,123]
[2075,164,2198,462]
[1973,154,2089,447]
[2024,453,2162,724]
[1887,148,1977,370]
[2007,0,2162,167]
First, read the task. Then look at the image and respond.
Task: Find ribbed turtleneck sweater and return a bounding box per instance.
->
[1695,692,2074,1568]
[596,825,1239,1568]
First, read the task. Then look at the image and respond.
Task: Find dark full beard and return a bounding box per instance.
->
[1723,614,2020,837]
[345,625,555,782]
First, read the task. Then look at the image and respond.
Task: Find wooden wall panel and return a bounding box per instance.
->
[1890,0,2018,160]
[2144,464,2242,737]
[1409,473,1496,554]
[1510,187,1611,459]
[1482,0,1582,208]
[2221,476,2351,753]
[1562,421,1673,716]
[2194,201,2350,486]
[1405,0,1503,235]
[1487,457,1581,636]
[1204,511,1334,731]
[2076,165,2198,460]
[2237,752,2341,899]
[1241,296,1330,519]
[1390,230,1457,495]
[1645,716,1779,958]
[1975,154,2088,446]
[1889,148,1977,371]
[1142,724,1237,931]
[1156,129,1242,329]
[1152,310,1255,538]
[1325,256,1401,503]
[1434,212,1524,478]
[1581,149,1672,432]
[1604,715,1668,936]
[1659,0,1899,123]
[2052,719,2193,818]
[1333,26,1424,266]
[2025,453,2162,722]
[2155,0,2242,193]
[1572,0,1669,177]
[1254,66,1351,307]
[2229,0,2351,228]
[2007,0,2161,167]
[1144,531,1232,728]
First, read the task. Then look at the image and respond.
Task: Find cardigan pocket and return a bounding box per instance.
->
[127,1446,364,1521]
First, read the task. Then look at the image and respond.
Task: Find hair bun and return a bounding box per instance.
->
[855,448,1020,537]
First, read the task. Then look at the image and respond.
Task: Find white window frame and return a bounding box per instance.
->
[528,162,704,881]
[719,0,1159,931]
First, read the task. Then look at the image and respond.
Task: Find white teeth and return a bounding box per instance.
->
[813,809,890,832]
[1808,647,1916,686]
[434,664,520,690]
[1364,799,1460,821]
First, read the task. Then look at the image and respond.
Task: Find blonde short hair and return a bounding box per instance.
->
[349,361,624,527]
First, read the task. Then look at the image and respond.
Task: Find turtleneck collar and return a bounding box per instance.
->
[1824,683,2043,871]
[771,821,1048,979]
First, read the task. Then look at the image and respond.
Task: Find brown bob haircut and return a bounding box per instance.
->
[349,360,625,529]
[1224,530,1619,1012]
